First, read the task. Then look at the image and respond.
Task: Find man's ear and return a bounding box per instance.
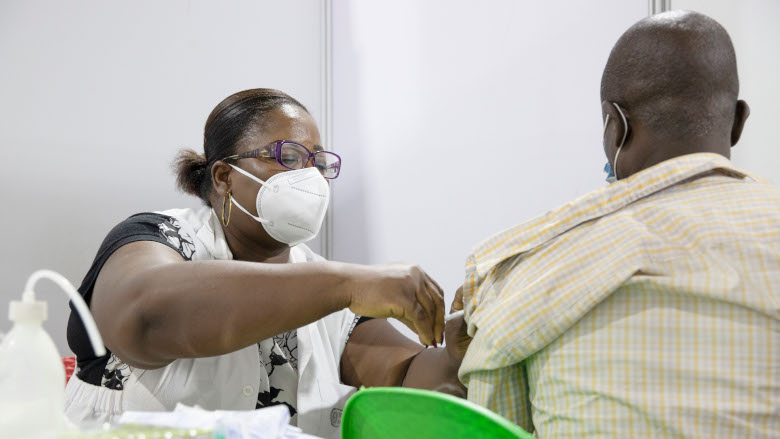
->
[211,160,232,197]
[731,99,750,146]
[602,101,630,151]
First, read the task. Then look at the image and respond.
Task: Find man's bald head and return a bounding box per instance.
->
[600,11,749,177]
[602,10,739,139]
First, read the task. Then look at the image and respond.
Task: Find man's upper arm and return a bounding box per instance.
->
[340,318,424,387]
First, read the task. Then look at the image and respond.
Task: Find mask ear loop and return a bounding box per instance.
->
[611,102,628,180]
[227,164,272,224]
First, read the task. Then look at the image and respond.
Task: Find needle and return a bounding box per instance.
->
[445,310,464,323]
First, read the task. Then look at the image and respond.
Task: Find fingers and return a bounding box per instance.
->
[424,275,445,346]
[414,282,437,347]
[407,305,435,347]
[426,273,445,299]
[412,301,436,347]
[397,316,427,346]
[382,264,446,347]
[452,286,464,312]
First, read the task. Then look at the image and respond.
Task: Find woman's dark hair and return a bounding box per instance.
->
[174,88,309,206]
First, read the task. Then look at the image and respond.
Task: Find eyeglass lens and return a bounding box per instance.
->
[279,143,340,178]
[314,151,340,178]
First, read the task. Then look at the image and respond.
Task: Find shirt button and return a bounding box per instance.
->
[242,385,254,396]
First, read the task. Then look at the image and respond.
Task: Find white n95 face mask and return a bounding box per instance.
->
[228,164,330,246]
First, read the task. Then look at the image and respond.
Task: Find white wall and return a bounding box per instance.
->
[0,0,329,354]
[331,0,648,337]
[672,0,780,182]
[3,0,776,354]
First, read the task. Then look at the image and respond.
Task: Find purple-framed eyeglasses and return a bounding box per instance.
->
[223,140,342,179]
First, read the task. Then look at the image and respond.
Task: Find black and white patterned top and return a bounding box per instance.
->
[67,212,369,424]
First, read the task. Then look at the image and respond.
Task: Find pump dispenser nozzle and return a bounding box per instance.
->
[19,269,106,357]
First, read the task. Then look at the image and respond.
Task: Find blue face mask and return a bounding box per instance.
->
[604,161,617,183]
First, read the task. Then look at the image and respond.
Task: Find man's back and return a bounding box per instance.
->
[528,170,779,437]
[460,154,780,438]
[459,9,775,438]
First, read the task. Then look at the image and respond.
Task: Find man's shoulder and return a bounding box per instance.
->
[467,153,759,279]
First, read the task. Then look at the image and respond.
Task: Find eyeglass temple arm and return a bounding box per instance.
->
[224,148,272,161]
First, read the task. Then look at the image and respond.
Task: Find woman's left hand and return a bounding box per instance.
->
[445,286,473,362]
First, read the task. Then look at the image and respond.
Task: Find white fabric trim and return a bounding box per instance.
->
[65,207,357,438]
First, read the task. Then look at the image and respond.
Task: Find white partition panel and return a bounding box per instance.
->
[0,0,329,354]
[331,1,648,337]
[671,0,780,183]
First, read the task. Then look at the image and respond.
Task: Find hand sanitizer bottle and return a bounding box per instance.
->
[0,270,106,438]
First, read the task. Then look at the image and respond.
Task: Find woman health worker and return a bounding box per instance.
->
[65,89,469,438]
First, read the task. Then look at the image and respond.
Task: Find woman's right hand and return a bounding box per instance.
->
[345,264,445,347]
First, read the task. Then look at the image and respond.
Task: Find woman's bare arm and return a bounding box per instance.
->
[90,241,444,369]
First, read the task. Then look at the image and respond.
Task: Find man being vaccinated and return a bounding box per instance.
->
[459,11,779,438]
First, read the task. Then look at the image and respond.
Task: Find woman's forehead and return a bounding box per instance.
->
[238,105,322,152]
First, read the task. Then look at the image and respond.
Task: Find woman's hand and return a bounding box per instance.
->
[346,264,445,347]
[445,286,472,362]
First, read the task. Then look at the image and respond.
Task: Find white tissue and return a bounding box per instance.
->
[118,404,320,439]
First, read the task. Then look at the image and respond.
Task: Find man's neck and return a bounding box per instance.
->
[628,137,731,177]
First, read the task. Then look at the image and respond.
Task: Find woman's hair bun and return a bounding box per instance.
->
[173,148,209,198]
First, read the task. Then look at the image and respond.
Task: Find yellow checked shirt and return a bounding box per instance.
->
[460,153,780,438]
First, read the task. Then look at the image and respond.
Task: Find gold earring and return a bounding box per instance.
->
[221,190,232,227]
